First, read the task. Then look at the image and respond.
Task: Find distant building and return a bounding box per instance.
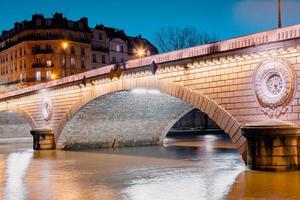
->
[0,13,158,85]
[90,25,158,69]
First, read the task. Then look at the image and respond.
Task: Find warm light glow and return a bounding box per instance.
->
[131,88,160,94]
[136,48,146,58]
[62,41,69,50]
[51,74,57,80]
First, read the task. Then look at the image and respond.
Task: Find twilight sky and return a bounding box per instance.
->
[1,0,300,44]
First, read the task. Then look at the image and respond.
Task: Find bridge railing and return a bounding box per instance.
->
[1,24,300,100]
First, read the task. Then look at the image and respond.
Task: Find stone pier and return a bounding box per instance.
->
[242,120,300,171]
[30,129,56,150]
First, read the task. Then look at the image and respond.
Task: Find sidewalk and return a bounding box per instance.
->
[0,137,32,144]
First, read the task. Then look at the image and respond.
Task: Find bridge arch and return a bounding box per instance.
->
[0,106,38,130]
[0,106,37,139]
[55,77,247,160]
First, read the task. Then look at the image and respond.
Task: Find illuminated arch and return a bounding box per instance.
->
[55,77,247,161]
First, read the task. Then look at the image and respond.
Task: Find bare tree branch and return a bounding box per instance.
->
[154,26,218,53]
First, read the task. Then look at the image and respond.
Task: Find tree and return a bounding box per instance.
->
[154,26,218,53]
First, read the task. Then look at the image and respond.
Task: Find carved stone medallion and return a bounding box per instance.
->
[41,97,53,121]
[254,58,294,118]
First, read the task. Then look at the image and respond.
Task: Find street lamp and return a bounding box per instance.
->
[51,73,57,80]
[61,41,69,77]
[136,48,147,58]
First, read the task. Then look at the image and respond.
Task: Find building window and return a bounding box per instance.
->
[68,21,74,28]
[93,54,97,63]
[79,22,83,30]
[46,60,52,67]
[102,55,106,64]
[20,74,23,82]
[35,45,41,51]
[35,71,41,81]
[81,59,85,69]
[81,48,85,56]
[46,19,52,26]
[62,57,66,66]
[35,32,41,38]
[99,33,103,40]
[36,19,42,26]
[46,32,52,38]
[36,58,41,65]
[70,58,76,66]
[116,45,121,52]
[71,46,75,54]
[46,45,51,50]
[78,33,84,39]
[147,50,151,56]
[68,33,74,40]
[112,57,116,64]
[46,71,52,80]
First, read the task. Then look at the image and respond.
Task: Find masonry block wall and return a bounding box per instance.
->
[0,111,31,138]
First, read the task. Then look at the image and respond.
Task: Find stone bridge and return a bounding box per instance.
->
[2,25,300,170]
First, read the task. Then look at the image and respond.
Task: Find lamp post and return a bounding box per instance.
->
[278,0,282,28]
[62,41,69,77]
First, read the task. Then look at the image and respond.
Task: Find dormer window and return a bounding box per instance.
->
[116,45,123,52]
[79,22,83,30]
[36,19,42,26]
[68,21,74,28]
[46,19,52,26]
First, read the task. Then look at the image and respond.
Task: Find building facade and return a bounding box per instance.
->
[90,25,158,69]
[0,13,158,85]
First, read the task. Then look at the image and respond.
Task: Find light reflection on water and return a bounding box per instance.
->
[4,150,33,200]
[1,134,298,200]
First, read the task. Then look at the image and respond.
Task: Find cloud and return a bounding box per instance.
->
[233,0,300,28]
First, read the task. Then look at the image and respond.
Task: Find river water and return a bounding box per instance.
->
[0,134,300,200]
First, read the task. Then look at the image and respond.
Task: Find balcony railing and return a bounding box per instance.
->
[92,46,109,53]
[32,48,54,54]
[0,34,90,52]
[32,63,54,68]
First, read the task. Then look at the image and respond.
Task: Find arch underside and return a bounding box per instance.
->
[0,111,32,139]
[57,78,246,162]
[58,91,192,149]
